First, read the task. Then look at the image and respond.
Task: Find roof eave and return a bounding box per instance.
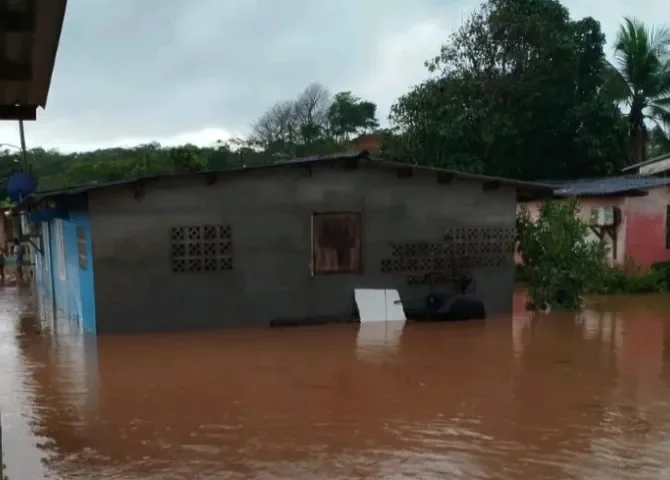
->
[366,156,554,193]
[0,0,68,119]
[17,151,556,207]
[33,0,68,108]
[553,189,648,199]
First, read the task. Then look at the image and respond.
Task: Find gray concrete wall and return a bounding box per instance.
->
[88,165,517,333]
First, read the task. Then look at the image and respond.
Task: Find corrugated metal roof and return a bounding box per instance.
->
[13,151,553,211]
[550,176,670,197]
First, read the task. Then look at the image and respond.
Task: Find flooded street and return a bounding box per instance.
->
[1,289,670,479]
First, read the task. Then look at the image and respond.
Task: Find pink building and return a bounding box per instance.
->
[517,176,670,270]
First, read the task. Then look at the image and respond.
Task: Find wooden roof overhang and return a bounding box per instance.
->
[0,0,67,121]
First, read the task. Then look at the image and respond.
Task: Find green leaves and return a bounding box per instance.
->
[612,17,670,164]
[386,0,627,180]
[4,131,366,196]
[649,125,670,157]
[517,198,608,310]
[326,92,379,141]
[8,142,252,193]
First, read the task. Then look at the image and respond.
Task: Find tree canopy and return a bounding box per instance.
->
[607,17,670,164]
[385,0,629,180]
[0,142,252,194]
[247,82,379,158]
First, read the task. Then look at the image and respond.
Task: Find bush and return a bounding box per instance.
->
[651,261,670,285]
[595,265,667,294]
[517,198,608,310]
[517,199,670,305]
[593,260,670,294]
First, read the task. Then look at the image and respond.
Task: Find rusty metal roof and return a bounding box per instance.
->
[0,0,68,120]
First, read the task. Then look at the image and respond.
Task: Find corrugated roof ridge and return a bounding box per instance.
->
[14,150,554,210]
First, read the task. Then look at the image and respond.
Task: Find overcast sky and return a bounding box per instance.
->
[0,0,667,152]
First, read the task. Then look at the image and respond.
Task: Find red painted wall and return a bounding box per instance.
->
[624,188,670,268]
[624,212,669,268]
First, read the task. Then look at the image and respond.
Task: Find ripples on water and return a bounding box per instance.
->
[1,289,670,479]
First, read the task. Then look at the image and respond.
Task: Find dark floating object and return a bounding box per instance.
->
[401,272,486,322]
[402,292,486,322]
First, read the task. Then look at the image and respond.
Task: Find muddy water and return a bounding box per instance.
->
[1,290,670,479]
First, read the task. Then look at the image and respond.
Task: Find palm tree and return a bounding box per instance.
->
[607,17,670,165]
[648,125,670,158]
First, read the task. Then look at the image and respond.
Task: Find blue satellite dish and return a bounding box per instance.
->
[6,171,37,203]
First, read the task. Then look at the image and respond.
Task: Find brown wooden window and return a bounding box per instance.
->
[76,226,88,270]
[312,212,363,274]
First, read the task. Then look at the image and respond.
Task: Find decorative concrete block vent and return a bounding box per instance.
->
[170,225,233,273]
[378,226,516,285]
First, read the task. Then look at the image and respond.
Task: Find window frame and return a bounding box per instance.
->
[311,211,364,276]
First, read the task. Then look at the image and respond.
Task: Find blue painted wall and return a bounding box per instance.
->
[29,194,97,333]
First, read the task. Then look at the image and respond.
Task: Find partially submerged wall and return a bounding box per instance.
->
[88,165,519,332]
[624,187,670,268]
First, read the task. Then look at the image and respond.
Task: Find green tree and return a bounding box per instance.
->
[0,141,255,195]
[387,0,627,180]
[326,91,379,141]
[168,145,207,173]
[607,17,670,165]
[517,198,607,310]
[248,84,380,156]
[649,126,670,158]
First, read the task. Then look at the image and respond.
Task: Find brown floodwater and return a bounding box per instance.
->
[2,289,670,479]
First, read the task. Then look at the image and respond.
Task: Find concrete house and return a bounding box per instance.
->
[14,152,550,334]
[517,176,670,268]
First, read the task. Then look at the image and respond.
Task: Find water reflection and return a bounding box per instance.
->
[356,320,405,362]
[1,290,670,479]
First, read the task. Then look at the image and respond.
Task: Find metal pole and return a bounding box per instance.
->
[1,411,4,480]
[18,119,28,172]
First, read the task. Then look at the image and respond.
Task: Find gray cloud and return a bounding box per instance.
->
[2,0,669,151]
